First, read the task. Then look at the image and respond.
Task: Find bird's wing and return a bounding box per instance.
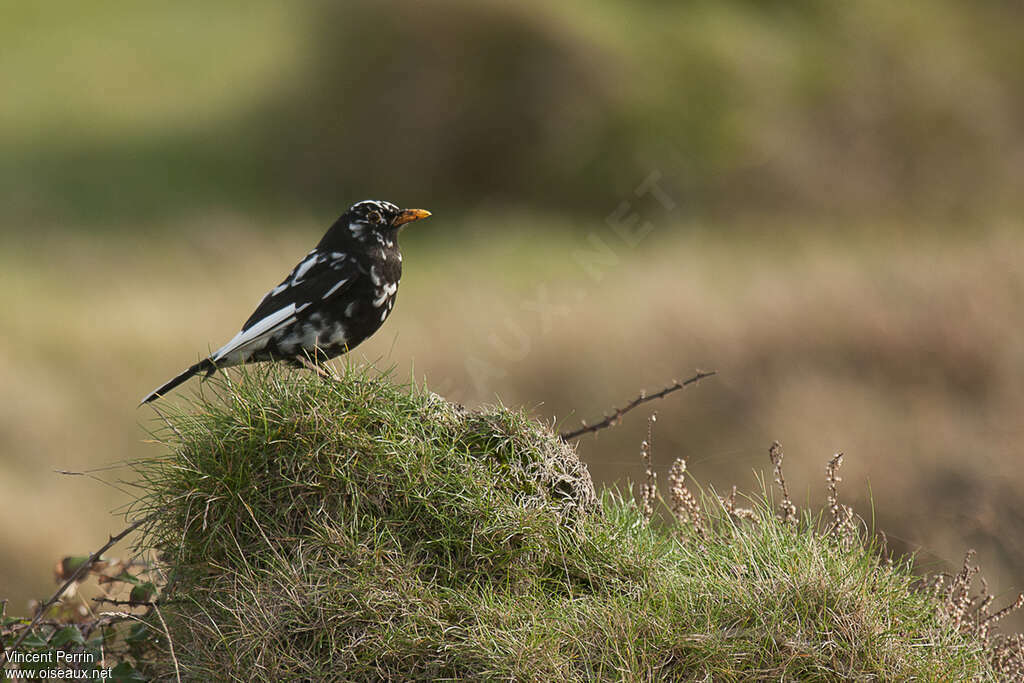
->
[210,250,361,363]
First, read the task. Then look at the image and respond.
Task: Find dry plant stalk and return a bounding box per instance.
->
[768,441,797,525]
[931,549,1024,677]
[639,415,657,524]
[990,633,1024,677]
[980,594,1024,642]
[668,457,706,540]
[877,530,894,568]
[941,550,1024,640]
[719,485,757,522]
[825,452,856,547]
[947,549,980,632]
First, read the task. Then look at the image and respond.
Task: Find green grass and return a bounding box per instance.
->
[130,364,998,680]
[0,0,299,137]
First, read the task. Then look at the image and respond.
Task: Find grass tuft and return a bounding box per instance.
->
[131,364,1000,680]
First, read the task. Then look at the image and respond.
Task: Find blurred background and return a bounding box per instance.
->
[3,0,1023,626]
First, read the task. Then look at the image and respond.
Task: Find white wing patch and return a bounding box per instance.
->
[322,278,350,300]
[269,251,325,296]
[292,252,320,283]
[211,302,309,362]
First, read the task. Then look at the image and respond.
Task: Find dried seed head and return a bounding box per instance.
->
[945,550,979,633]
[720,485,737,514]
[640,472,657,524]
[638,415,657,524]
[719,485,757,523]
[980,593,1024,643]
[769,442,797,525]
[932,548,1024,678]
[825,452,856,547]
[669,457,706,540]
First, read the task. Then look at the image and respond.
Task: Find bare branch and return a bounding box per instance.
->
[559,370,716,441]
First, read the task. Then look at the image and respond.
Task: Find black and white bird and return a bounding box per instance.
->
[141,200,430,404]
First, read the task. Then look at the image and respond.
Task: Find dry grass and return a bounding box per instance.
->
[2,219,1023,633]
[644,426,1024,679]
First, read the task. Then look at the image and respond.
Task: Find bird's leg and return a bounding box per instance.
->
[298,348,338,382]
[298,355,332,380]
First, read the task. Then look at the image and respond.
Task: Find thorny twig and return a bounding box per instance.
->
[560,370,716,441]
[2,513,156,662]
[91,597,167,608]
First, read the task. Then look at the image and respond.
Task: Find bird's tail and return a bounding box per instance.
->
[139,358,216,405]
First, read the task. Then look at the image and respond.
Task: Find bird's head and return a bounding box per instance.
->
[345,200,431,242]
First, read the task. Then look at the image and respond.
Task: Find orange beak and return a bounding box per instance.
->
[392,208,431,228]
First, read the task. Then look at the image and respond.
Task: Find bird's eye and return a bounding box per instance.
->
[367,210,383,224]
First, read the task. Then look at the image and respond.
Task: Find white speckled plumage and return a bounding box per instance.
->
[140,200,430,404]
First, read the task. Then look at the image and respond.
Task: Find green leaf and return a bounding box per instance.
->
[18,632,50,648]
[110,661,149,682]
[61,555,91,573]
[56,555,96,583]
[129,581,157,604]
[109,570,141,586]
[124,622,152,643]
[51,625,86,646]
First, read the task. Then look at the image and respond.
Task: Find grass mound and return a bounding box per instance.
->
[135,366,995,680]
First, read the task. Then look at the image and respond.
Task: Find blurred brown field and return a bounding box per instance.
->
[3,0,1024,632]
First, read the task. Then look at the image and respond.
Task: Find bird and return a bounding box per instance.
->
[140,199,431,404]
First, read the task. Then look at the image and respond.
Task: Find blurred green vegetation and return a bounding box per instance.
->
[3,0,1023,227]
